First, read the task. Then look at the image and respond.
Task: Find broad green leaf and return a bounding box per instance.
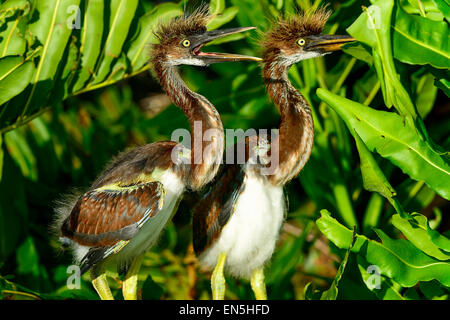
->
[430,68,450,97]
[317,88,450,200]
[0,134,3,181]
[316,210,450,287]
[357,256,406,300]
[393,4,450,69]
[415,73,438,118]
[92,0,138,85]
[433,0,450,22]
[347,0,418,122]
[22,0,81,117]
[127,2,182,72]
[427,224,450,253]
[401,0,445,20]
[207,6,239,30]
[4,128,37,180]
[0,56,34,105]
[72,0,105,92]
[321,228,355,300]
[353,132,406,217]
[419,280,449,299]
[0,0,30,57]
[16,237,40,276]
[391,213,450,260]
[209,0,225,15]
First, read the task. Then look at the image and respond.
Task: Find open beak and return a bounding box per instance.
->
[189,27,262,64]
[304,34,355,53]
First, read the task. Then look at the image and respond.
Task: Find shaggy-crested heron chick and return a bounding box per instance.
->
[193,8,354,300]
[53,10,260,300]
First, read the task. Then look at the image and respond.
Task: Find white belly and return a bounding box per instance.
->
[199,172,285,279]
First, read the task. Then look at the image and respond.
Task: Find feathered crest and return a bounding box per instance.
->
[262,7,331,50]
[153,6,211,43]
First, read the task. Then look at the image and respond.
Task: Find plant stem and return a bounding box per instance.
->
[332,182,358,229]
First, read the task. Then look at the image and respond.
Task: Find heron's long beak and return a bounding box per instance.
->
[304,34,355,53]
[190,27,262,63]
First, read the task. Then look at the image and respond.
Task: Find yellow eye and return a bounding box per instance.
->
[182,39,191,47]
[297,38,306,46]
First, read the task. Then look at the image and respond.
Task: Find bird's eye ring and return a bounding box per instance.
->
[182,39,191,47]
[297,38,306,46]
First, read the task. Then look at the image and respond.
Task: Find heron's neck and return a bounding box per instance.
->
[154,63,224,190]
[263,61,314,186]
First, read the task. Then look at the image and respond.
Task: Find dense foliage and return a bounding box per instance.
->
[0,0,449,300]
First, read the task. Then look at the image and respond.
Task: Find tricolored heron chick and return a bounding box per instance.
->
[193,9,354,300]
[54,11,260,300]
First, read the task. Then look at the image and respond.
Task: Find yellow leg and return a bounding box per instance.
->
[250,268,267,300]
[122,255,144,300]
[91,263,114,300]
[211,252,227,300]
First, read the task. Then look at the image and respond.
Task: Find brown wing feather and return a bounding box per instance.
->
[61,182,164,247]
[193,163,245,255]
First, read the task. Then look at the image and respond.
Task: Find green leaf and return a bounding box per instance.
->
[141,274,164,300]
[393,4,450,69]
[0,0,30,57]
[21,0,81,118]
[347,0,418,121]
[0,134,3,181]
[415,73,438,118]
[4,128,37,180]
[317,88,450,201]
[16,237,40,276]
[391,213,450,260]
[353,132,406,217]
[419,280,449,299]
[92,0,138,85]
[72,0,105,92]
[427,223,450,253]
[316,210,450,287]
[126,2,182,72]
[321,228,355,300]
[0,56,34,105]
[207,6,239,30]
[209,0,225,15]
[357,256,406,300]
[432,0,450,22]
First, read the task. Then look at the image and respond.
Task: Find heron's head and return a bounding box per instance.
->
[262,8,354,66]
[151,9,261,67]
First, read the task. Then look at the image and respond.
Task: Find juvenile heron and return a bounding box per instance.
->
[53,11,260,300]
[193,9,354,300]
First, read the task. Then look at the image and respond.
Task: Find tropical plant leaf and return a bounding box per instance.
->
[357,256,406,300]
[126,3,183,73]
[0,0,30,57]
[316,210,450,287]
[317,88,450,201]
[353,132,407,217]
[320,228,355,300]
[391,213,450,260]
[0,56,35,105]
[71,0,105,93]
[347,0,418,121]
[393,4,450,69]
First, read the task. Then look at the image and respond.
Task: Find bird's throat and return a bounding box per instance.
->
[263,62,314,186]
[154,63,224,190]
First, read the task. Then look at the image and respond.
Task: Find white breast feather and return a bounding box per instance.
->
[199,172,285,279]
